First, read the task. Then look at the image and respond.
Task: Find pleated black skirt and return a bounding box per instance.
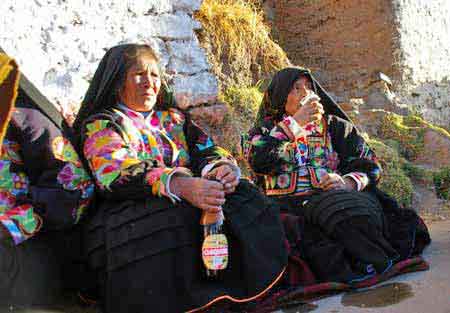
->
[277,190,401,282]
[85,180,287,313]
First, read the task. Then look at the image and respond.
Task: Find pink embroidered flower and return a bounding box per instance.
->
[146,168,165,185]
[57,164,75,186]
[277,174,290,188]
[283,118,291,126]
[150,115,159,127]
[297,136,307,144]
[304,123,315,132]
[84,128,124,158]
[0,191,15,208]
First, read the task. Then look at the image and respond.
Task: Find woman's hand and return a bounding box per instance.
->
[292,95,324,127]
[170,176,225,212]
[206,164,240,194]
[319,173,356,191]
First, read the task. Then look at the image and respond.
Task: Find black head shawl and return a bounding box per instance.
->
[254,67,351,128]
[73,44,175,135]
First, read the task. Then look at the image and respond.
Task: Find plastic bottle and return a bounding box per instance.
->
[200,209,228,278]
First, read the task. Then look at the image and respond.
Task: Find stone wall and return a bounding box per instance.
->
[265,0,450,127]
[263,0,398,101]
[0,0,217,115]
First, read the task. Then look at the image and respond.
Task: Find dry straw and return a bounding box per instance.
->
[196,0,288,87]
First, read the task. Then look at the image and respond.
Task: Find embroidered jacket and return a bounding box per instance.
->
[246,115,381,197]
[82,106,235,201]
[0,100,94,245]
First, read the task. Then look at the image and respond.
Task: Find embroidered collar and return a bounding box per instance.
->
[117,103,154,122]
[116,103,160,130]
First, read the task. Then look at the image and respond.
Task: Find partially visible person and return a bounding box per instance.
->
[73,44,287,313]
[0,49,94,306]
[247,67,430,283]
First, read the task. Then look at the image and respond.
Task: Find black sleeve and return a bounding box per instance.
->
[246,122,298,176]
[328,115,382,188]
[184,117,235,177]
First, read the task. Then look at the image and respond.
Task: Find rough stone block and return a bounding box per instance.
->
[173,72,218,108]
[147,12,201,39]
[415,129,450,169]
[167,40,209,74]
[172,0,203,12]
[189,103,228,125]
[126,0,172,15]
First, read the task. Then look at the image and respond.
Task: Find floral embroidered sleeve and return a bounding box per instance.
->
[329,115,382,190]
[183,117,237,177]
[247,117,311,175]
[83,119,190,201]
[0,139,42,245]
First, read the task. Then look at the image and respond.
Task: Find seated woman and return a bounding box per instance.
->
[0,50,94,305]
[73,44,287,313]
[247,67,430,283]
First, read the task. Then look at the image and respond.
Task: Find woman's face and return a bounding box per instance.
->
[284,76,313,116]
[120,56,161,112]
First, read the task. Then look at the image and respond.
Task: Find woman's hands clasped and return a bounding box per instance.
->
[170,164,239,212]
[319,173,356,191]
[206,164,240,194]
[171,176,225,212]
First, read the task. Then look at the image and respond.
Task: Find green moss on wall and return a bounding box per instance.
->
[368,138,414,207]
[379,112,450,161]
[433,167,450,200]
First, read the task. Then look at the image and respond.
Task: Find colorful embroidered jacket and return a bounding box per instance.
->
[82,106,235,201]
[0,100,94,245]
[247,115,381,197]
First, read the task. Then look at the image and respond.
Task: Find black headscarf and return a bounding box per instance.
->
[73,44,175,135]
[254,67,350,128]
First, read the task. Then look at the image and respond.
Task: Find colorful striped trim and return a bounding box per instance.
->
[0,218,25,245]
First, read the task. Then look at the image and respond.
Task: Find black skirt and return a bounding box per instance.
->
[84,179,287,313]
[277,190,401,283]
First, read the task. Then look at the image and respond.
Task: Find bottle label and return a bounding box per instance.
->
[202,234,228,270]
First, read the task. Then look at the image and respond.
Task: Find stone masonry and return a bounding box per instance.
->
[264,0,450,128]
[0,0,217,115]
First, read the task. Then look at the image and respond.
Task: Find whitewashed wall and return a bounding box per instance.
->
[0,0,218,114]
[393,0,450,126]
